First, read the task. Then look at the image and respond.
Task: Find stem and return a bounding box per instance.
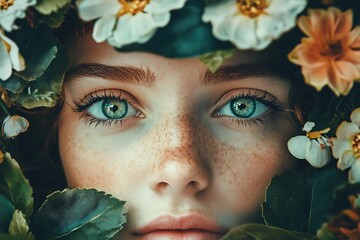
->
[0,99,10,115]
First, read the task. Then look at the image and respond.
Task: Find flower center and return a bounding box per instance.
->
[306,128,330,139]
[321,41,344,60]
[0,0,14,11]
[117,0,150,16]
[237,0,269,18]
[352,133,360,158]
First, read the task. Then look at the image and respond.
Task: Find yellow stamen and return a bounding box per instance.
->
[0,151,3,164]
[0,0,14,11]
[117,0,150,17]
[237,0,269,18]
[306,128,330,139]
[352,133,360,158]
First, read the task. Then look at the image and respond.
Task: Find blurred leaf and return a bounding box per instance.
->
[328,183,360,214]
[120,0,233,58]
[8,210,33,239]
[9,41,68,109]
[15,25,58,81]
[316,223,338,240]
[0,195,15,234]
[35,0,71,15]
[199,49,236,73]
[31,189,127,240]
[0,234,32,239]
[221,224,317,240]
[0,153,33,219]
[0,75,26,94]
[38,3,71,28]
[262,165,346,234]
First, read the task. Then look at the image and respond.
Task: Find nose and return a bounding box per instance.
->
[148,115,212,196]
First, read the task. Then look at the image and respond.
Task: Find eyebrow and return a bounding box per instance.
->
[65,63,155,87]
[202,64,291,85]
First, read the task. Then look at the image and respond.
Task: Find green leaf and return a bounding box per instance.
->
[38,2,71,28]
[0,195,15,234]
[0,234,33,240]
[199,49,237,73]
[35,0,71,15]
[316,223,337,240]
[8,210,33,239]
[15,25,58,81]
[0,153,33,219]
[0,75,26,93]
[120,0,233,58]
[31,189,127,240]
[9,40,68,109]
[262,165,346,234]
[221,224,317,240]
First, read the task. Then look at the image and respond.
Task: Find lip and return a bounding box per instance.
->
[134,214,228,240]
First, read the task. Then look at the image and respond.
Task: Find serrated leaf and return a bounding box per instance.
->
[35,0,71,15]
[9,41,68,109]
[221,224,317,240]
[38,3,71,28]
[8,210,32,238]
[31,188,127,240]
[0,195,15,234]
[199,49,236,73]
[14,25,58,81]
[120,0,233,58]
[0,153,33,219]
[262,165,346,234]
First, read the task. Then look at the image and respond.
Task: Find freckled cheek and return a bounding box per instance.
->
[58,123,141,199]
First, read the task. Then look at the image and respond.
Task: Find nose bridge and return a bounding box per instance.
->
[149,113,212,195]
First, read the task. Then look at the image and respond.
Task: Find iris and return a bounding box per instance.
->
[230,98,256,118]
[102,99,128,119]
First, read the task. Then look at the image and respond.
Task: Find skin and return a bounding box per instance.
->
[58,34,298,239]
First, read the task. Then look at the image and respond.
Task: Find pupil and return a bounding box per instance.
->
[230,98,256,118]
[102,99,127,119]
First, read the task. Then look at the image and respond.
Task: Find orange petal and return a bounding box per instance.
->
[334,9,353,41]
[349,26,360,48]
[298,15,314,37]
[335,60,360,81]
[302,66,329,91]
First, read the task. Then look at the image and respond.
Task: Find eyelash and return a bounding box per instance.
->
[213,89,281,127]
[73,90,140,127]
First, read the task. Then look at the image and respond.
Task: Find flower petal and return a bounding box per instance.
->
[337,150,356,170]
[302,66,329,91]
[2,115,29,138]
[334,60,360,82]
[350,108,360,127]
[332,138,352,159]
[145,0,186,13]
[302,121,315,132]
[336,121,359,139]
[0,42,12,81]
[305,139,331,168]
[287,135,310,159]
[92,16,117,42]
[349,159,360,183]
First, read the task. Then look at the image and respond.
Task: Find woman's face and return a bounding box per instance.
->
[58,34,297,240]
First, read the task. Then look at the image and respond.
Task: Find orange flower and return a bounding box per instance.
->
[288,7,360,96]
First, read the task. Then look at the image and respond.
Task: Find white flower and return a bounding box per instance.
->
[332,108,360,183]
[2,115,29,138]
[0,29,25,81]
[0,0,36,32]
[77,0,187,48]
[202,0,307,50]
[287,121,331,168]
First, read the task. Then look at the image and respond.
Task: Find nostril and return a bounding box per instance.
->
[157,181,168,191]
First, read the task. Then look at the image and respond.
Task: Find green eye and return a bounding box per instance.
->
[230,98,256,118]
[102,99,128,119]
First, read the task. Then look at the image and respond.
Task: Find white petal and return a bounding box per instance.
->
[229,15,257,49]
[77,0,120,21]
[267,0,307,16]
[349,159,360,183]
[2,115,29,138]
[92,16,117,42]
[0,13,17,32]
[202,0,236,23]
[0,42,12,80]
[256,15,284,40]
[332,138,352,158]
[350,108,360,127]
[287,135,310,159]
[2,34,25,71]
[337,150,356,170]
[145,0,187,13]
[151,12,171,27]
[305,139,331,168]
[336,121,359,139]
[302,121,315,132]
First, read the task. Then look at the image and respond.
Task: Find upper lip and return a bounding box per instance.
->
[134,214,228,235]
